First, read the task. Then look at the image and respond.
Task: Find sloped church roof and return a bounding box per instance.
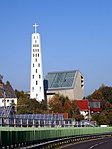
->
[46,70,80,90]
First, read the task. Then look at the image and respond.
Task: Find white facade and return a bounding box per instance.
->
[0,98,17,107]
[30,24,44,101]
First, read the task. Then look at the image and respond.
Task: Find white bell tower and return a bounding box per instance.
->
[30,24,44,101]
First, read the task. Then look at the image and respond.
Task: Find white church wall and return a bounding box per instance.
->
[30,24,44,101]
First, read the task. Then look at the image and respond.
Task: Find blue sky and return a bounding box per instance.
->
[0,0,112,96]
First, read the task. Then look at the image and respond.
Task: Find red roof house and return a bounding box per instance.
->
[76,100,89,111]
[76,100,101,112]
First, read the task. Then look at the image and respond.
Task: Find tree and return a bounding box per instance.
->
[87,85,112,126]
[40,99,47,111]
[6,81,11,86]
[48,94,83,119]
[87,85,112,103]
[17,96,43,114]
[49,94,64,113]
[15,89,26,99]
[15,89,49,114]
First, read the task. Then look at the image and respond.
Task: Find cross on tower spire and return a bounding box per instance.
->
[33,23,39,33]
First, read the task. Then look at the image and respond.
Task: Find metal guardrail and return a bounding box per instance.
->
[22,133,112,149]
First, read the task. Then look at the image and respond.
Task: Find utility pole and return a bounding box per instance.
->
[0,76,6,120]
[88,106,91,122]
[3,89,6,119]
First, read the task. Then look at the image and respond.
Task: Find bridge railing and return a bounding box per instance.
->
[0,127,112,148]
[24,133,112,149]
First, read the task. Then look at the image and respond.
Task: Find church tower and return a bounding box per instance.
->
[30,24,44,101]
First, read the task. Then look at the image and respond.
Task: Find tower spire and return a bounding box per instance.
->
[30,24,44,101]
[33,23,39,33]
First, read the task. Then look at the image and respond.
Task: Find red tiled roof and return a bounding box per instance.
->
[76,100,89,111]
[75,100,101,112]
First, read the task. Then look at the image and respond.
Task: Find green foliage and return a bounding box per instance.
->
[15,89,25,99]
[87,85,112,103]
[6,81,11,86]
[87,85,112,126]
[49,94,83,120]
[40,100,47,111]
[15,90,47,114]
[73,114,84,121]
[15,84,112,125]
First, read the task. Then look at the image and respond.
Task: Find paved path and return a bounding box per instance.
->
[60,138,112,149]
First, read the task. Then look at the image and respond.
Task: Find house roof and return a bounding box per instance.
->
[76,100,101,112]
[46,70,81,90]
[76,100,89,111]
[0,82,16,98]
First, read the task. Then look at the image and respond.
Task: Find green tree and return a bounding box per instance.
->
[87,85,112,126]
[15,90,48,114]
[49,94,83,119]
[87,85,112,103]
[15,89,25,99]
[17,96,43,114]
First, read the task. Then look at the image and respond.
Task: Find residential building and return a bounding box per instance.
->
[0,81,17,107]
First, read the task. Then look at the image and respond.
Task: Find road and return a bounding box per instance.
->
[60,138,112,149]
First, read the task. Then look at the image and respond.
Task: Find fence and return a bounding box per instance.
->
[0,117,95,127]
[0,126,112,148]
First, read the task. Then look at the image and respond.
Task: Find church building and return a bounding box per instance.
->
[45,70,84,101]
[30,24,44,101]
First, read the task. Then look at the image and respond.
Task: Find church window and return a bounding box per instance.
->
[33,44,39,47]
[33,54,34,57]
[36,81,38,85]
[39,74,41,79]
[32,87,34,91]
[33,75,34,79]
[35,40,37,43]
[35,58,37,62]
[33,63,34,67]
[38,54,39,57]
[39,86,41,92]
[36,93,38,97]
[35,54,37,57]
[38,63,40,67]
[33,36,35,39]
[38,49,39,52]
[36,69,37,73]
